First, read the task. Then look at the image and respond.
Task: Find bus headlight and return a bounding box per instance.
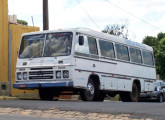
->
[23,72,28,80]
[63,70,69,78]
[17,73,22,80]
[56,71,61,78]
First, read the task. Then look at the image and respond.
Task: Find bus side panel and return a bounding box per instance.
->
[116,61,156,92]
[73,57,118,90]
[102,76,118,91]
[118,78,132,91]
[73,70,89,88]
[144,81,156,92]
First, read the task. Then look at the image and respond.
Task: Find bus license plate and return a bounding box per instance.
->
[18,84,27,88]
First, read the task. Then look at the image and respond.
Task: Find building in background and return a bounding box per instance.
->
[8,15,17,24]
[0,0,40,96]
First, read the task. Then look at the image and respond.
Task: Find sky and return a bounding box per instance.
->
[8,0,165,43]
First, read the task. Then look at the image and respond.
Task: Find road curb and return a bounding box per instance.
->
[0,96,18,100]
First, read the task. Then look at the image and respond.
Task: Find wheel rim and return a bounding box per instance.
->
[87,82,94,95]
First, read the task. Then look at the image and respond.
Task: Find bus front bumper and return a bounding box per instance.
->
[13,81,73,89]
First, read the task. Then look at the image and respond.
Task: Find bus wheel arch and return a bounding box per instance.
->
[133,79,141,93]
[89,74,101,88]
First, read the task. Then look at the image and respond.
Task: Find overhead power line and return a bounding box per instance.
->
[105,0,161,31]
[76,0,101,31]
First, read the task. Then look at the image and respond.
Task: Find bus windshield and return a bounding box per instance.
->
[44,32,72,57]
[19,34,45,58]
[19,32,73,58]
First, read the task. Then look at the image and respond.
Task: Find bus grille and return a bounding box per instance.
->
[29,67,54,80]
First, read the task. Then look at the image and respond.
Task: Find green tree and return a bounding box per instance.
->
[102,20,129,39]
[143,32,165,80]
[17,19,28,26]
[142,36,157,47]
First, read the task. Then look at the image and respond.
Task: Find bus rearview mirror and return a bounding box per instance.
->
[79,36,84,46]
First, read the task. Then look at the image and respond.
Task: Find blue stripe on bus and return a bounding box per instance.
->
[13,81,73,89]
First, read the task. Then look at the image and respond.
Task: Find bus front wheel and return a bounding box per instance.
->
[80,79,104,101]
[39,88,54,101]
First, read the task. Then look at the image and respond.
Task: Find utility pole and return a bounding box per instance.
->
[43,0,49,30]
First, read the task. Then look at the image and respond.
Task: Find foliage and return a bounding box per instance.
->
[102,20,129,39]
[142,36,157,47]
[143,32,165,80]
[17,19,28,26]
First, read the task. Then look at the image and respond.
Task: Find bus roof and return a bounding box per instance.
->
[22,28,153,52]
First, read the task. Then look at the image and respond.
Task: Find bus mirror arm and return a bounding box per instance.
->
[79,36,84,46]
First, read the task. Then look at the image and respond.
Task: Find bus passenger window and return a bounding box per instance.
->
[99,40,115,58]
[142,51,154,66]
[115,43,129,61]
[88,37,98,55]
[130,47,142,64]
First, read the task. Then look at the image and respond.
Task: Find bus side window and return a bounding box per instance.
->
[88,36,98,55]
[99,40,115,58]
[142,51,154,66]
[115,43,129,61]
[130,47,142,64]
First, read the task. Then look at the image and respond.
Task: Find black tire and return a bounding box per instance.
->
[39,88,55,101]
[80,79,104,101]
[96,93,105,101]
[129,82,139,102]
[120,92,129,102]
[158,94,164,103]
[120,83,139,102]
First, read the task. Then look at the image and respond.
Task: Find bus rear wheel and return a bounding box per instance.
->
[120,82,139,102]
[130,82,139,102]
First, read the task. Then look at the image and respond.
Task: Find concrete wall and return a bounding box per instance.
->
[0,0,40,96]
[10,24,40,96]
[0,0,9,95]
[0,0,8,82]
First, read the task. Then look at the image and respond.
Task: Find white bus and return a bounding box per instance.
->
[13,28,156,102]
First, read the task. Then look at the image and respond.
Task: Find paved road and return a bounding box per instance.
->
[0,100,164,120]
